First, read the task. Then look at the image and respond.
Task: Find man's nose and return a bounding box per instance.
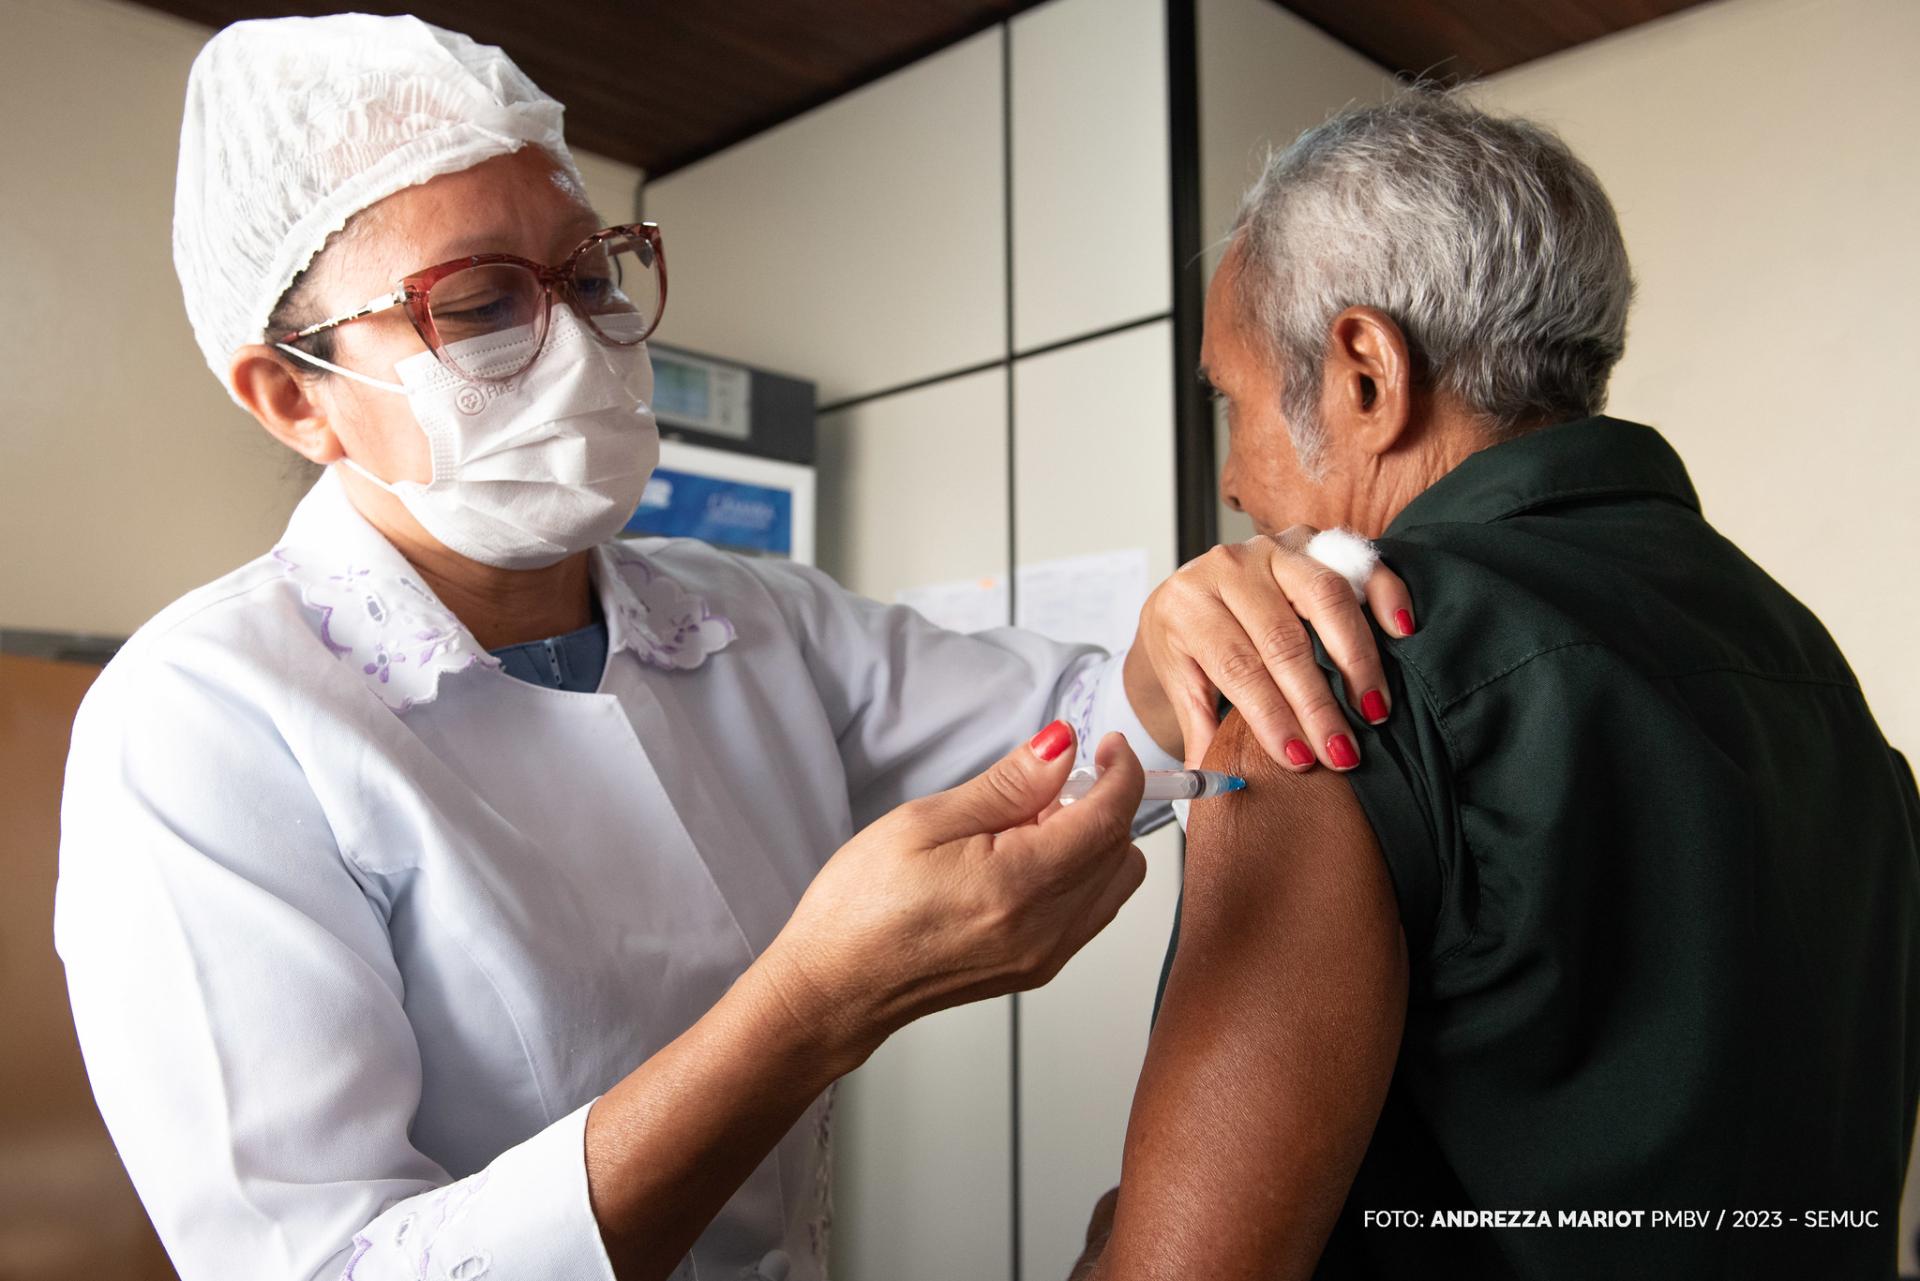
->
[1219,464,1244,513]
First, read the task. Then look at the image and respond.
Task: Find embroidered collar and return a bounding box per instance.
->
[273,469,735,712]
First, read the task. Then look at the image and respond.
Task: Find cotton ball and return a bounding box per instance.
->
[1304,527,1379,601]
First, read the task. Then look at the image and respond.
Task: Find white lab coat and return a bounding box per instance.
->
[53,468,1175,1281]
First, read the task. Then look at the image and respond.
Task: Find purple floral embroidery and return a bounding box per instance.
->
[361,644,404,683]
[278,538,733,711]
[415,627,459,667]
[1060,661,1100,759]
[275,546,499,712]
[412,1168,490,1278]
[339,1233,372,1280]
[602,544,737,671]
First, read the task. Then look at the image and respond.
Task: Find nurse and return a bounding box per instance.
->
[53,15,1412,1281]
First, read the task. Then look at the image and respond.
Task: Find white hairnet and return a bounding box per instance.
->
[173,13,588,400]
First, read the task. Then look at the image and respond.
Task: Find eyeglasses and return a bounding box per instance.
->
[278,223,666,384]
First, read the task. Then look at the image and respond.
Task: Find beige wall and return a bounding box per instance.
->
[0,0,642,642]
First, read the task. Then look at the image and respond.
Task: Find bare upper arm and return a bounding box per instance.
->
[1090,711,1408,1281]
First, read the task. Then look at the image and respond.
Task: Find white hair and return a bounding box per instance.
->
[1231,89,1635,473]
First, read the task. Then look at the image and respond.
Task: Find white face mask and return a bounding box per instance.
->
[283,306,660,570]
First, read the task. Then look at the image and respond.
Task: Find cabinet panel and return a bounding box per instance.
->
[1010,0,1172,350]
[831,1001,1014,1281]
[645,31,1005,405]
[817,368,1009,600]
[1011,321,1177,579]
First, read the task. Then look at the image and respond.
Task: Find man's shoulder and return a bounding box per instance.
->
[1370,504,1857,719]
[1364,528,1614,718]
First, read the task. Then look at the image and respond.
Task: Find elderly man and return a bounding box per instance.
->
[1072,92,1920,1280]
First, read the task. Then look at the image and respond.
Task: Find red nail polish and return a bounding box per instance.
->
[1029,720,1073,762]
[1283,738,1314,767]
[1327,733,1359,769]
[1394,608,1415,637]
[1361,689,1389,723]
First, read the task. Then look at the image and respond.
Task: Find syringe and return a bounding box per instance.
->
[1057,767,1246,804]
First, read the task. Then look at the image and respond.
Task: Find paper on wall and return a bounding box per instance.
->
[896,547,1151,657]
[895,574,1010,635]
[1013,548,1151,655]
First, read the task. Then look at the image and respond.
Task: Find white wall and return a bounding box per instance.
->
[0,0,300,639]
[1010,0,1171,349]
[0,0,643,641]
[643,31,1007,405]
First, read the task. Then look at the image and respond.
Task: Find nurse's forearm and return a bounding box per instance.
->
[577,728,1146,1277]
[1122,642,1185,758]
[583,935,874,1280]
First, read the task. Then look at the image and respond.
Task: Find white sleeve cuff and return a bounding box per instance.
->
[343,1099,616,1281]
[1054,651,1182,839]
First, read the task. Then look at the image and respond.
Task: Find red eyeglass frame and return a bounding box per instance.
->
[277,222,667,383]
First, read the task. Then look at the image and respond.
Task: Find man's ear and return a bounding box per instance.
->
[1320,306,1414,458]
[229,345,345,465]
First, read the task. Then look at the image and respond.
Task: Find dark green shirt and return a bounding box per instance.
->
[1172,418,1920,1279]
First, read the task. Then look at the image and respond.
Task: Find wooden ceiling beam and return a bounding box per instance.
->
[127,0,1708,177]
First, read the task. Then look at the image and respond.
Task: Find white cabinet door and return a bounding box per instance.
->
[1011,0,1172,352]
[645,31,1006,406]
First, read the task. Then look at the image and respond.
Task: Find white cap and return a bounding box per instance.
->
[172,13,588,402]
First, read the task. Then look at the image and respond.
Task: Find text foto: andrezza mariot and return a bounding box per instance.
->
[1362,1209,1883,1229]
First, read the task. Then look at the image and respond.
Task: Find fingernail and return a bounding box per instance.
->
[1361,689,1389,723]
[1327,733,1360,769]
[1393,608,1416,637]
[1283,738,1314,767]
[1029,720,1073,762]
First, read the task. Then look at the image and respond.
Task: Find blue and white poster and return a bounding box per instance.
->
[625,466,794,556]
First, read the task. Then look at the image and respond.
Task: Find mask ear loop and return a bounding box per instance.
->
[271,342,417,491]
[275,342,407,394]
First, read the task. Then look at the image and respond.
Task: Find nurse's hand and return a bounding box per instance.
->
[764,723,1146,1067]
[582,724,1139,1276]
[1125,525,1416,772]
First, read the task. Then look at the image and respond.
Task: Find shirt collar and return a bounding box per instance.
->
[274,468,734,712]
[1385,416,1700,536]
